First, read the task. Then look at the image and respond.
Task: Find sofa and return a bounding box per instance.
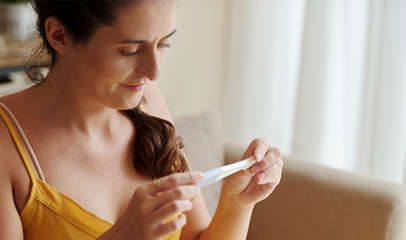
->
[173,110,406,240]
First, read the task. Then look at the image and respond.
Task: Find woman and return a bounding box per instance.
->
[0,1,283,240]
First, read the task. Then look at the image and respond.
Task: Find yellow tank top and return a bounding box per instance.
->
[0,103,181,240]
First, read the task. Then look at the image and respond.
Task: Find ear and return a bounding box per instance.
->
[44,16,71,54]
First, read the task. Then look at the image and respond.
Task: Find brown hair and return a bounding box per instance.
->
[26,0,189,178]
[123,103,188,178]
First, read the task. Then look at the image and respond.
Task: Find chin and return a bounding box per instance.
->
[105,91,143,111]
[119,98,143,110]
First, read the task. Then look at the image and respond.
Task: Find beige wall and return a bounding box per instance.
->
[157,1,228,117]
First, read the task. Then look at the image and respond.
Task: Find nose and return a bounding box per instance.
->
[135,49,161,81]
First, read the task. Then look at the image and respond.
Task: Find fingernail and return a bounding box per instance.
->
[257,153,263,161]
[197,172,205,179]
[257,172,265,180]
[252,166,261,174]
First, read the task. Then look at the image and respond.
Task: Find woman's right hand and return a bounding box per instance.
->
[99,172,204,240]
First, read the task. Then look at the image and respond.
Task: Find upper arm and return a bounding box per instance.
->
[0,120,24,240]
[0,173,24,240]
[142,82,212,239]
[179,193,212,240]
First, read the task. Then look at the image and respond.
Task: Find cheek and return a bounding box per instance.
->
[90,54,116,77]
[78,48,129,80]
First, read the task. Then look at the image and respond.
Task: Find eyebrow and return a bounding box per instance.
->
[120,29,177,45]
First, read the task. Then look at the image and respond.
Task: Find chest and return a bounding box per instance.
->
[22,127,150,224]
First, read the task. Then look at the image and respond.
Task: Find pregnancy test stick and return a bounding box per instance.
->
[196,157,257,188]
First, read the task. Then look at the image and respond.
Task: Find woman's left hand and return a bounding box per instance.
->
[222,138,283,208]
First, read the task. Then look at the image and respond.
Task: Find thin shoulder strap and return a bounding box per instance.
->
[0,102,46,182]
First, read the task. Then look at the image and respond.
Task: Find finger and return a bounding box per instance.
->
[151,200,193,226]
[153,185,200,210]
[148,172,204,194]
[160,172,204,192]
[155,213,187,239]
[256,159,283,185]
[252,137,270,162]
[265,170,282,188]
[250,148,282,175]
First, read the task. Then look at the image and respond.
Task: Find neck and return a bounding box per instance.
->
[22,68,126,139]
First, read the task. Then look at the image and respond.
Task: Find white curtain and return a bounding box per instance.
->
[222,0,406,184]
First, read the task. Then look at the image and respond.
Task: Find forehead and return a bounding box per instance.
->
[110,1,177,41]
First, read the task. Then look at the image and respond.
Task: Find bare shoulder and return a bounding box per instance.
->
[0,101,29,192]
[142,81,173,123]
[0,105,16,175]
[0,96,24,169]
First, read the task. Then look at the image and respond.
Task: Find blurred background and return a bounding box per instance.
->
[1,0,406,184]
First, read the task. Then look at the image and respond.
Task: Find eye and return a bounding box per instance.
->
[158,43,171,49]
[121,43,170,56]
[121,50,138,57]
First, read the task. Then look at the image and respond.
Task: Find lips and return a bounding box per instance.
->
[122,84,144,92]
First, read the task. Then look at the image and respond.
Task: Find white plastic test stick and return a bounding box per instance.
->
[196,157,257,188]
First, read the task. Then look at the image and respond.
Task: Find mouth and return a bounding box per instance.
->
[122,84,144,92]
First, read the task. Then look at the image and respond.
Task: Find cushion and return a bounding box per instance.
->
[173,111,224,217]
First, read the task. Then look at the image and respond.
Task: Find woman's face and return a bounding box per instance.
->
[65,1,177,110]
